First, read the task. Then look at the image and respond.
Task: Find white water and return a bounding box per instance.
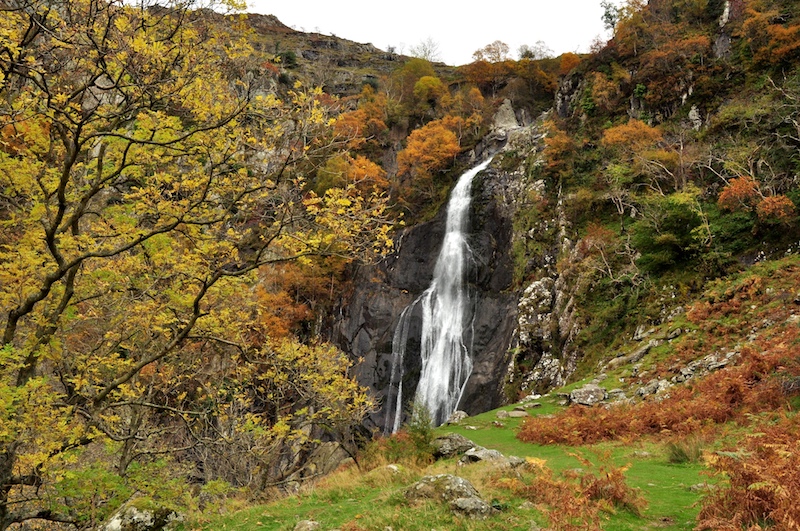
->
[384,158,492,433]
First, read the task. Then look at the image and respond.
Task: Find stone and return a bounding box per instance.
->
[496,410,510,419]
[607,388,626,401]
[431,433,477,459]
[507,410,530,418]
[688,105,703,130]
[405,474,481,504]
[633,325,653,341]
[450,496,495,519]
[294,521,321,531]
[99,503,183,531]
[569,383,607,406]
[493,98,520,130]
[637,379,672,397]
[446,410,469,424]
[459,446,505,464]
[667,327,682,340]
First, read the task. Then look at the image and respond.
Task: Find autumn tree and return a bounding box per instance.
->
[718,175,797,225]
[0,0,390,527]
[396,119,461,202]
[473,40,511,63]
[333,85,390,156]
[390,58,436,116]
[316,152,389,194]
[440,86,489,143]
[559,52,583,76]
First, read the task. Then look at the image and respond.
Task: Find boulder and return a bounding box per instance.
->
[405,474,495,519]
[569,383,607,406]
[450,497,495,519]
[431,433,476,459]
[404,474,481,504]
[446,410,469,424]
[637,378,672,397]
[459,446,505,464]
[99,503,182,531]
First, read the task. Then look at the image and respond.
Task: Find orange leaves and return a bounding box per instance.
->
[756,195,796,224]
[317,153,389,195]
[718,175,796,224]
[559,52,582,76]
[698,414,800,531]
[741,6,800,66]
[498,454,646,530]
[333,85,389,153]
[601,119,663,150]
[396,119,460,183]
[543,120,574,172]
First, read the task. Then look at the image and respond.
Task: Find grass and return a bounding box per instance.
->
[184,401,710,531]
[184,257,800,530]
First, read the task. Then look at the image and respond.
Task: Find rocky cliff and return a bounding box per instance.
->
[333,101,589,432]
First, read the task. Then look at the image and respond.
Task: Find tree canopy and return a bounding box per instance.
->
[0,0,391,527]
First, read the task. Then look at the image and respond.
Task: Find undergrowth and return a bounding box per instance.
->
[698,413,800,530]
[518,332,800,446]
[493,452,647,531]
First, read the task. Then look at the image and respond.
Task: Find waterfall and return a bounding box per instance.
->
[385,158,492,433]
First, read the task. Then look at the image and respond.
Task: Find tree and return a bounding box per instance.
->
[559,52,583,76]
[396,119,460,201]
[390,57,436,113]
[718,176,797,225]
[518,41,554,60]
[0,0,390,527]
[409,37,442,63]
[601,0,620,31]
[473,40,511,63]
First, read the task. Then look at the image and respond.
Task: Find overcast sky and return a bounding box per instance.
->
[245,0,612,66]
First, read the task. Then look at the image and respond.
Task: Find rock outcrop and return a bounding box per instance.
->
[431,433,477,459]
[405,474,495,519]
[99,503,182,531]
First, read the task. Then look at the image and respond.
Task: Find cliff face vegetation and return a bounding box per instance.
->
[2,0,800,528]
[509,0,800,383]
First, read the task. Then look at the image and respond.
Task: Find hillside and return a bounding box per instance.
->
[1,0,800,529]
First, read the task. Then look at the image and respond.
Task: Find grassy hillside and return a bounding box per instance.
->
[184,254,800,530]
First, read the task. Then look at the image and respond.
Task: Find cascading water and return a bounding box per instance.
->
[384,158,492,433]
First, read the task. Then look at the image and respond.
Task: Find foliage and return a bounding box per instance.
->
[698,414,800,530]
[601,119,663,149]
[518,257,800,447]
[395,118,460,203]
[498,452,647,530]
[0,0,393,527]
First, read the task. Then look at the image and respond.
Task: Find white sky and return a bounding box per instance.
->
[245,0,612,66]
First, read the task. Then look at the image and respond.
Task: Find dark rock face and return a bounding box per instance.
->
[333,163,518,433]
